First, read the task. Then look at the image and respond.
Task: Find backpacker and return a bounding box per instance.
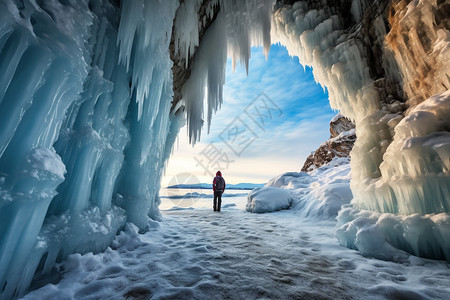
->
[215,176,225,191]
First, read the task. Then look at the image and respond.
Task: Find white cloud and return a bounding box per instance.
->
[162,45,334,185]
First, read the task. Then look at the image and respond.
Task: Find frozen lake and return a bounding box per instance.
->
[159,188,250,211]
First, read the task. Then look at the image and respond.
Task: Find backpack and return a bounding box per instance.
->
[215,176,225,191]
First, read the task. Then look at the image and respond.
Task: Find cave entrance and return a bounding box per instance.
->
[160,44,333,210]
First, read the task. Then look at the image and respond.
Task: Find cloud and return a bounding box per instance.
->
[162,44,335,185]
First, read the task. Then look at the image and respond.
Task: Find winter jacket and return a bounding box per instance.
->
[213,171,226,192]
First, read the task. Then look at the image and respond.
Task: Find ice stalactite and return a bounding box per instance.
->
[272,0,380,122]
[0,0,183,298]
[179,0,274,143]
[272,0,450,261]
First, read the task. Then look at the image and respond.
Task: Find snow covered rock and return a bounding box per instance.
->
[246,187,293,213]
[302,114,356,172]
[268,157,352,219]
[329,113,355,138]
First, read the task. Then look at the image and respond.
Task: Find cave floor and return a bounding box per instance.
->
[22,208,450,300]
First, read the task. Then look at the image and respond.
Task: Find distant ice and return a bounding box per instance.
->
[161,192,248,199]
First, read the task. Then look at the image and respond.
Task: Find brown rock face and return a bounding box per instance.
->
[329,113,355,138]
[301,114,356,172]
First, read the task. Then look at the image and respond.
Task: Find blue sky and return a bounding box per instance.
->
[162,44,335,186]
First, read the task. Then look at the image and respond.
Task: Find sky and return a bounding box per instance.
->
[162,44,335,186]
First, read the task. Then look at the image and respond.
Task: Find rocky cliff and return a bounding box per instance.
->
[301,114,356,172]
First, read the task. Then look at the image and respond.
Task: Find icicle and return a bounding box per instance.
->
[181,0,275,144]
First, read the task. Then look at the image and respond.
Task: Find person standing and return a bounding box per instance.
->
[213,171,226,212]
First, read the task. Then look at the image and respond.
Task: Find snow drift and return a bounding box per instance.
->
[246,186,293,213]
[266,157,352,219]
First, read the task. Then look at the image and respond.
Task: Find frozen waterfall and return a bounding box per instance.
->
[272,0,450,261]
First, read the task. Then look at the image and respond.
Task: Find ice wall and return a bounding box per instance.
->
[0,0,182,298]
[272,0,450,260]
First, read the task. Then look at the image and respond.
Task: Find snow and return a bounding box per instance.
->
[21,203,450,300]
[246,186,293,213]
[25,147,66,181]
[12,151,450,299]
[330,112,344,123]
[267,157,352,219]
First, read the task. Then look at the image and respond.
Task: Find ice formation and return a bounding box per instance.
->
[0,0,274,298]
[0,0,181,298]
[272,0,450,261]
[181,0,273,142]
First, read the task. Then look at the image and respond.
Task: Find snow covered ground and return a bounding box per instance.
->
[22,195,450,299]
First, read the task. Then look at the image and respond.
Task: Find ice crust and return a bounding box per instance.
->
[336,207,450,262]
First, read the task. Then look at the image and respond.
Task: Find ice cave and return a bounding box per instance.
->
[0,0,449,299]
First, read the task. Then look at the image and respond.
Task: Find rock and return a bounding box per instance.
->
[301,114,356,172]
[329,113,355,138]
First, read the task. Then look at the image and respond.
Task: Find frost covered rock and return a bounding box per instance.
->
[246,187,293,213]
[302,114,356,172]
